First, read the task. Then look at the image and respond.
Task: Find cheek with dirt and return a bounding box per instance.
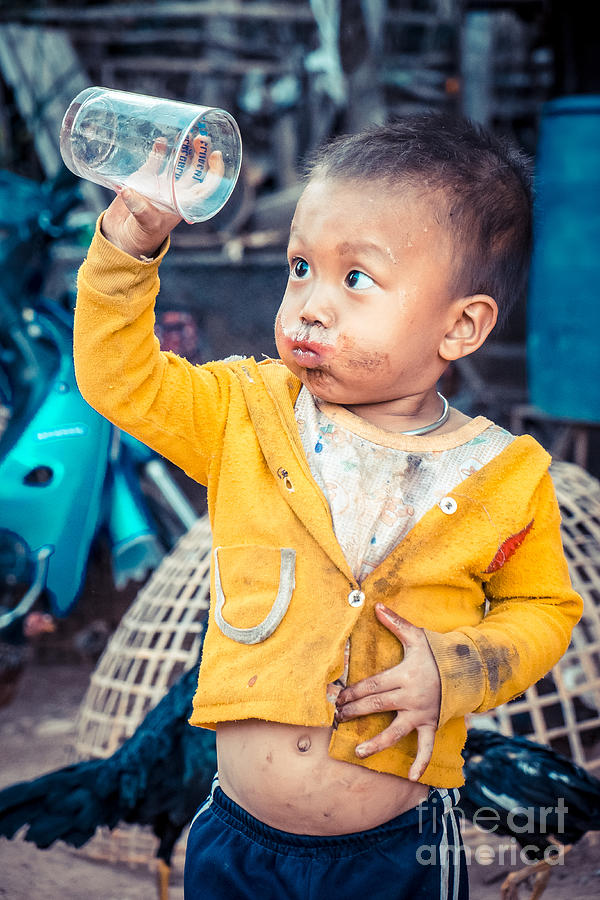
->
[337,335,391,373]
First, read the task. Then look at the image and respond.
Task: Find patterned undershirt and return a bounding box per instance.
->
[295,386,515,583]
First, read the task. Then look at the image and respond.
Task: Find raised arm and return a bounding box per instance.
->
[74,188,230,485]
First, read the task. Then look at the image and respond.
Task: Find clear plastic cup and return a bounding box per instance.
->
[60,87,242,223]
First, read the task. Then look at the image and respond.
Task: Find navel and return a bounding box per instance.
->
[296,734,312,753]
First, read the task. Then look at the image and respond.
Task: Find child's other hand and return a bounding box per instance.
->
[335,604,441,782]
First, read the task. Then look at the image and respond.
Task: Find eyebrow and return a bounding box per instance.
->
[336,240,390,261]
[288,229,390,263]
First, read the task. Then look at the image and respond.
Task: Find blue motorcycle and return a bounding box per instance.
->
[0,169,198,659]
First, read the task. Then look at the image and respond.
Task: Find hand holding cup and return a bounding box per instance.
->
[102,137,226,258]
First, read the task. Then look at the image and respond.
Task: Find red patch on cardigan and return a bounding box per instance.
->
[485,520,534,573]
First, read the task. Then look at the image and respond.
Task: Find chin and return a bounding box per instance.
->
[300,373,350,406]
[277,353,343,404]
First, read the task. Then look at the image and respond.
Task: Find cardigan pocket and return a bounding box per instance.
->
[213,545,296,644]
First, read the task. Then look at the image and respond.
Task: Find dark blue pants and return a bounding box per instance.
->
[184,776,468,899]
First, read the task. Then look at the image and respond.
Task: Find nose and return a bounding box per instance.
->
[298,287,334,329]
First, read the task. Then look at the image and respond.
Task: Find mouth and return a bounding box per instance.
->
[275,316,334,370]
[291,340,329,368]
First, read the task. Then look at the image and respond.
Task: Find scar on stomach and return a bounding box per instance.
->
[296,734,312,753]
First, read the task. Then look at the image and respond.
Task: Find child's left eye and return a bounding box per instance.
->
[346,270,374,290]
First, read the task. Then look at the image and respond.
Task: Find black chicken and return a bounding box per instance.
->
[0,657,216,899]
[461,728,600,899]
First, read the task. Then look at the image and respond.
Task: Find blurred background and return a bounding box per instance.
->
[1,4,600,898]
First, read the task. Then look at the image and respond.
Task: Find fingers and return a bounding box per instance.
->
[338,685,436,778]
[122,187,180,230]
[354,712,417,759]
[100,186,180,259]
[353,715,436,780]
[374,603,424,647]
[335,607,419,707]
[335,606,428,708]
[137,137,168,177]
[408,725,436,782]
[337,666,404,707]
[194,149,225,200]
[334,603,439,778]
[120,186,159,221]
[119,186,150,215]
[336,686,404,720]
[207,149,224,177]
[326,680,344,704]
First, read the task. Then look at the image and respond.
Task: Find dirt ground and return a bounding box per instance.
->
[0,660,184,900]
[1,660,599,900]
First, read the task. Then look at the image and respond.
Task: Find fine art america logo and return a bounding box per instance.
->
[416,799,568,867]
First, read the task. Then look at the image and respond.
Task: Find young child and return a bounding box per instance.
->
[73,114,582,899]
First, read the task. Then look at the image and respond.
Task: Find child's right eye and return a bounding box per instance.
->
[290,258,310,279]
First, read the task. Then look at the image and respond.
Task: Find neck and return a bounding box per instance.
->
[344,390,451,434]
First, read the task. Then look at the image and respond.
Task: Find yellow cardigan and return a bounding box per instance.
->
[74,225,582,787]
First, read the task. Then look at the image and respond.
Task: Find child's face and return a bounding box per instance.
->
[275,177,460,417]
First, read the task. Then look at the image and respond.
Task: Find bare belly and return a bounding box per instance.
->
[215,719,429,835]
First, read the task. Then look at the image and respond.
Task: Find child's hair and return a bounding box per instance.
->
[309,113,533,326]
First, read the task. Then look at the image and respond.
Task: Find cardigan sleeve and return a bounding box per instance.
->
[425,470,583,728]
[73,217,231,486]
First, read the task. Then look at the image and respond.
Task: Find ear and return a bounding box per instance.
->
[439,295,498,362]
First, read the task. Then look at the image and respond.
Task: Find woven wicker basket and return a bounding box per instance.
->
[71,459,600,871]
[71,513,213,873]
[470,460,600,771]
